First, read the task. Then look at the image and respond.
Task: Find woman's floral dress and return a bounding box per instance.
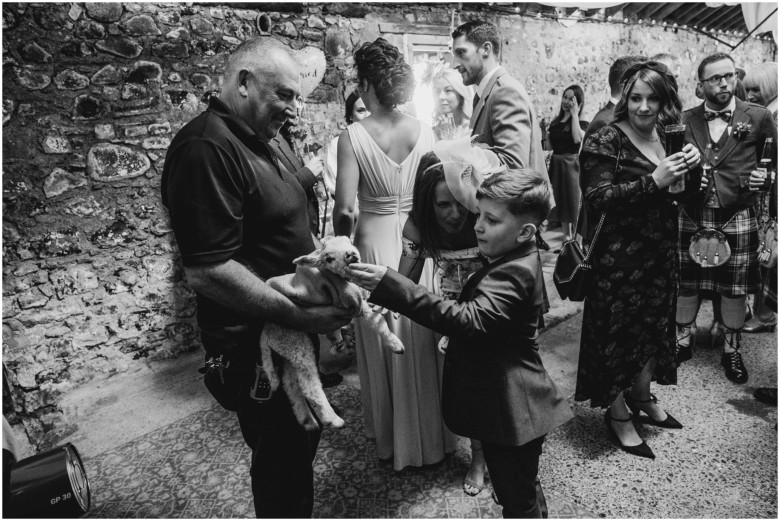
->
[575,125,678,408]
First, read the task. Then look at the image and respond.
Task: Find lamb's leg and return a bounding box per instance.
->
[266,326,345,428]
[324,329,346,355]
[281,362,319,431]
[259,329,281,391]
[360,302,405,353]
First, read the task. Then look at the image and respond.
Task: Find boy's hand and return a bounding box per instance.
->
[347,263,387,291]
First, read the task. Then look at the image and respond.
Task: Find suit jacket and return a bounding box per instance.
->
[682,99,776,210]
[269,135,321,236]
[369,241,573,446]
[471,67,550,183]
[583,100,615,145]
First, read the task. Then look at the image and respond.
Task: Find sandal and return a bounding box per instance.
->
[463,446,485,496]
[624,388,683,429]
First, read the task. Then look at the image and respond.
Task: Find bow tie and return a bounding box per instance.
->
[704,110,732,122]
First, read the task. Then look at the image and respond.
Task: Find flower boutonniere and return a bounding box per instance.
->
[732,122,752,140]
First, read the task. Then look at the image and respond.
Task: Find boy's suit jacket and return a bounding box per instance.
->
[269,135,320,235]
[369,241,573,446]
[470,67,550,184]
[682,99,776,210]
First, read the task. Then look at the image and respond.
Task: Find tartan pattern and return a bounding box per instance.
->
[678,206,760,295]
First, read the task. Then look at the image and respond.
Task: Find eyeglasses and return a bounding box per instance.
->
[700,72,736,86]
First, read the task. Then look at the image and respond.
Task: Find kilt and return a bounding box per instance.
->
[678,206,760,295]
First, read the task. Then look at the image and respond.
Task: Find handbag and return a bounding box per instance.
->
[553,212,605,301]
[553,129,619,301]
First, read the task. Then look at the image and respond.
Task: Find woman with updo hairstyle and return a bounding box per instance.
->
[333,38,448,470]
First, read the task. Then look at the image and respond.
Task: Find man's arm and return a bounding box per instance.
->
[487,83,533,169]
[185,259,353,334]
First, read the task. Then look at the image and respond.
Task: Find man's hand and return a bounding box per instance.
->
[347,262,388,292]
[288,305,354,334]
[748,169,770,191]
[304,154,324,177]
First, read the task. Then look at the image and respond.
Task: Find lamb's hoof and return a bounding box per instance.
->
[325,416,346,429]
[387,340,405,354]
[302,418,320,431]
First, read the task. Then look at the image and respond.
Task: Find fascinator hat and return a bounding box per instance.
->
[427,127,505,213]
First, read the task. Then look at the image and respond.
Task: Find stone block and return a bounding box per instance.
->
[73,94,109,120]
[18,42,52,63]
[43,168,87,198]
[189,72,210,87]
[75,19,106,39]
[153,41,189,59]
[3,100,15,125]
[121,83,148,101]
[142,136,170,150]
[223,20,254,40]
[62,196,106,217]
[166,27,190,41]
[301,29,323,41]
[324,26,352,58]
[96,36,143,59]
[124,125,148,137]
[190,17,214,35]
[14,66,51,90]
[54,69,90,90]
[41,136,72,154]
[85,3,123,23]
[156,10,181,26]
[87,143,151,182]
[17,289,49,309]
[94,124,116,140]
[16,297,83,327]
[126,61,163,84]
[275,21,298,38]
[307,16,326,29]
[72,322,109,348]
[122,14,161,36]
[322,4,370,17]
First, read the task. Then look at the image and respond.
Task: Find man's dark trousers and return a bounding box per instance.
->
[237,368,321,518]
[482,435,547,518]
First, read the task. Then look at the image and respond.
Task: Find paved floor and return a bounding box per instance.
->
[58,227,778,518]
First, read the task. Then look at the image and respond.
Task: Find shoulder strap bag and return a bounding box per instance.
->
[553,128,621,301]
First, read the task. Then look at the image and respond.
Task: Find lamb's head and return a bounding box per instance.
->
[293,236,361,279]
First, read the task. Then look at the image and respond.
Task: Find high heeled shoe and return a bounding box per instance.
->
[624,389,683,429]
[604,409,655,459]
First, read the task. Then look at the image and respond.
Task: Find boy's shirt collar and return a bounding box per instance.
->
[484,240,538,266]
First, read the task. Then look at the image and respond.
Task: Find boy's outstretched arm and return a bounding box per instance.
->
[349,263,532,339]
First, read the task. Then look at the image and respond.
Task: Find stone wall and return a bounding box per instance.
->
[2,2,773,449]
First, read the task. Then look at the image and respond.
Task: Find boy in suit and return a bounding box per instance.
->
[349,170,573,518]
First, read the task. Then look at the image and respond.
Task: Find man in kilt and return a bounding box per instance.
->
[675,52,776,383]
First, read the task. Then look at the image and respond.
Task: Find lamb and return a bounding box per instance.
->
[260,235,405,430]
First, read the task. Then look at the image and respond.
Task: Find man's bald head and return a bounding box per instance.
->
[220,37,301,142]
[224,37,298,85]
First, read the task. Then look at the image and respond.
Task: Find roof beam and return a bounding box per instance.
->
[675,5,710,25]
[605,3,629,17]
[696,6,732,27]
[651,3,688,23]
[637,3,670,20]
[722,13,748,33]
[706,6,743,30]
[621,3,645,17]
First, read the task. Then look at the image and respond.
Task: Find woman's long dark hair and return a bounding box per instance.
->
[613,66,682,142]
[551,84,584,127]
[411,152,476,262]
[345,90,361,124]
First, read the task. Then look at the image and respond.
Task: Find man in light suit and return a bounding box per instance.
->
[452,20,552,250]
[675,52,776,384]
[453,21,548,177]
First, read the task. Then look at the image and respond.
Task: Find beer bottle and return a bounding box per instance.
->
[757,137,774,192]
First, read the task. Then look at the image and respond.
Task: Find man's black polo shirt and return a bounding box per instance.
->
[162,97,314,327]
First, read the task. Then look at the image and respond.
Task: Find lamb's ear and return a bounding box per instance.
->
[294,249,322,267]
